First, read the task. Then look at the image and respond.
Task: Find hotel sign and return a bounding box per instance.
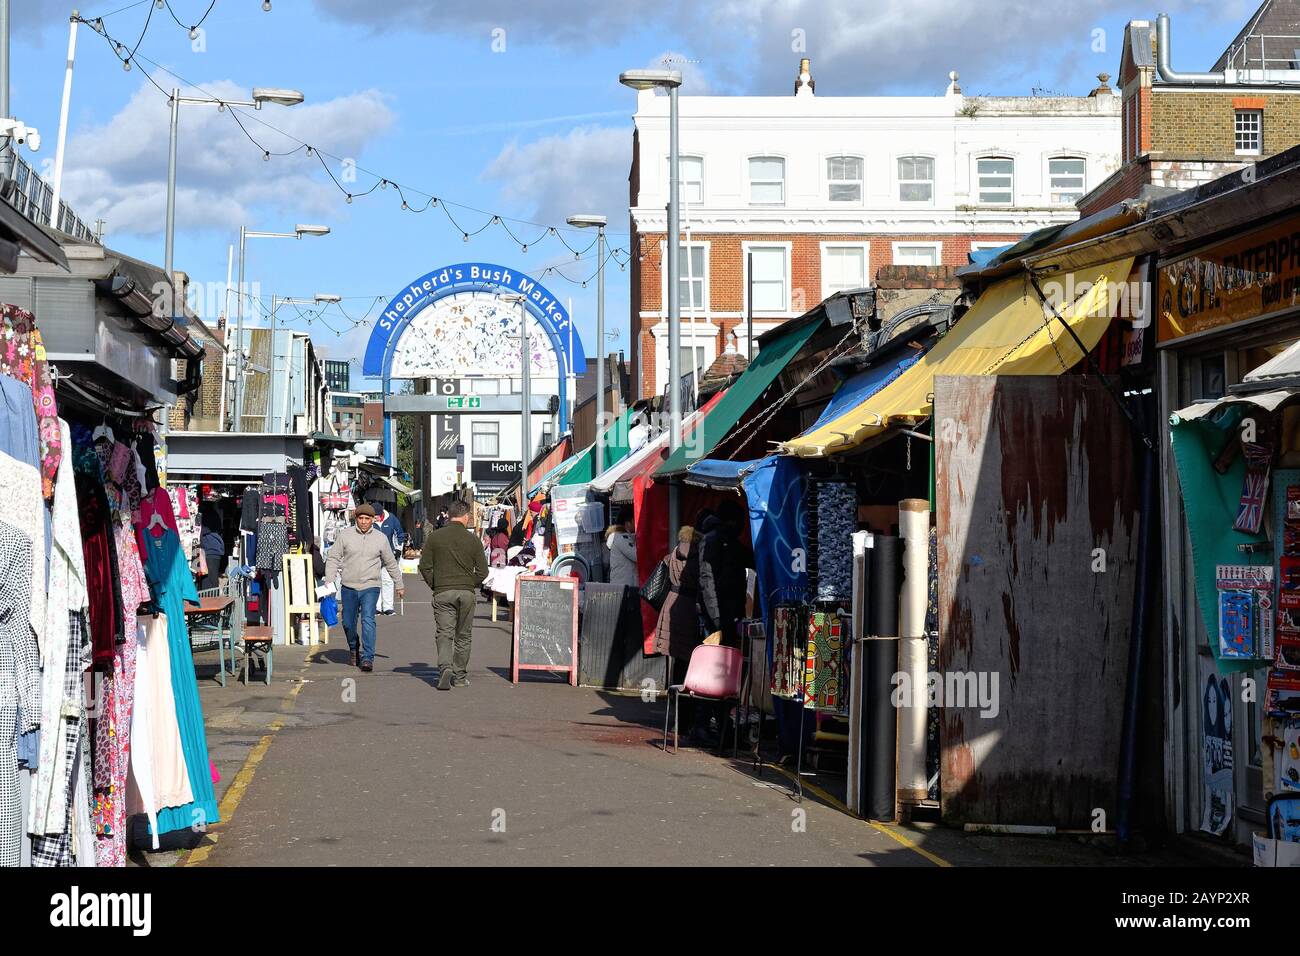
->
[1159,213,1300,342]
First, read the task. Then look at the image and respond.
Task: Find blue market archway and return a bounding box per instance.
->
[364,263,588,464]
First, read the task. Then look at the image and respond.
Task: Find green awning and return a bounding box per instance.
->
[556,407,637,486]
[656,317,824,478]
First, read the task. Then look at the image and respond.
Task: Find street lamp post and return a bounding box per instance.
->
[160,85,308,427]
[233,223,330,430]
[620,68,682,538]
[165,86,304,284]
[566,214,607,475]
[266,293,341,432]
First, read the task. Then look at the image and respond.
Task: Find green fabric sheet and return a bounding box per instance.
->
[1169,403,1270,674]
[559,407,636,486]
[656,316,824,478]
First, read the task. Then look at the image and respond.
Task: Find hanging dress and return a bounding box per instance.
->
[29,420,90,858]
[0,521,40,868]
[135,488,220,835]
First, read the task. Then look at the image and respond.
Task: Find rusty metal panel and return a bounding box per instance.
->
[935,375,1139,827]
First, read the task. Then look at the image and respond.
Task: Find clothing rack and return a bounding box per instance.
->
[51,367,163,423]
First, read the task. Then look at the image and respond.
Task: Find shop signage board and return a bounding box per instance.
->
[436,379,459,459]
[471,460,520,486]
[1159,213,1300,342]
[511,575,579,685]
[551,491,583,545]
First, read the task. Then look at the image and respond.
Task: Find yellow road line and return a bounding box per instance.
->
[182,658,313,866]
[761,761,953,868]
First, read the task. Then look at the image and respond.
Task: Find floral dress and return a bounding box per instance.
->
[0,304,60,500]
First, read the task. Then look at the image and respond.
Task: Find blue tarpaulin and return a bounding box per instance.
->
[800,347,930,438]
[741,456,812,756]
[683,457,764,490]
[967,243,1014,267]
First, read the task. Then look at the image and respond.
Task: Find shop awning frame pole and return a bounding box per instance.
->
[1117,399,1157,846]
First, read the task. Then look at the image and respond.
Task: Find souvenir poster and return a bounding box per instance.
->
[1269,795,1300,844]
[1234,441,1273,533]
[1199,657,1235,837]
[1267,670,1300,718]
[1216,565,1272,660]
[1278,722,1300,794]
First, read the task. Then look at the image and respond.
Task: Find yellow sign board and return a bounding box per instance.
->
[1159,214,1300,342]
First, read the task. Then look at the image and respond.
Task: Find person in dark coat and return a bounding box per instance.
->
[652,525,702,660]
[653,525,718,745]
[697,500,752,647]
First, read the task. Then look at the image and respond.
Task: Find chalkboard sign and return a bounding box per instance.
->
[511,575,579,685]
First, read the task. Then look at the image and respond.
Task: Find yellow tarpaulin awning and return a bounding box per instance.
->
[781,257,1136,457]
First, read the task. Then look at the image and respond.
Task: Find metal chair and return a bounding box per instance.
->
[663,644,744,755]
[189,586,237,686]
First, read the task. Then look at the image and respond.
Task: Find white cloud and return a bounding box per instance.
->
[10,1,74,37]
[311,0,1241,95]
[59,80,395,239]
[481,124,629,233]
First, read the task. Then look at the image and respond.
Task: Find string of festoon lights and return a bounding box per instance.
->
[74,4,634,282]
[229,234,624,340]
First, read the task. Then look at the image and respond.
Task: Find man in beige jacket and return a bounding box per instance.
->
[324,504,404,671]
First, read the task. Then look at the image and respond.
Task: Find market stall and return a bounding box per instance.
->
[1,286,221,866]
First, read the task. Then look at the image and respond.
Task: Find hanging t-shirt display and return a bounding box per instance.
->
[769,604,805,699]
[804,610,846,713]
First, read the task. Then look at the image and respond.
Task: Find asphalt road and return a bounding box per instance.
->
[192,575,939,866]
[185,576,1207,868]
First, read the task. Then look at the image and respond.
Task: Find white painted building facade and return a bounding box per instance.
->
[628,64,1124,397]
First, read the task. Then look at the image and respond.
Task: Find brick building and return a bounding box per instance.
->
[627,61,1123,398]
[1081,3,1300,215]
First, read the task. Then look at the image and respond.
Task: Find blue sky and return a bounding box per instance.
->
[10,0,1250,387]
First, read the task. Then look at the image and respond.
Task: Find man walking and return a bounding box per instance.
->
[418,500,488,690]
[324,504,404,672]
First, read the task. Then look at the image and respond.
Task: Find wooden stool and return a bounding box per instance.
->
[240,626,274,685]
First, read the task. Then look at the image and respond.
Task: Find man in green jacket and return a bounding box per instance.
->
[418,499,489,690]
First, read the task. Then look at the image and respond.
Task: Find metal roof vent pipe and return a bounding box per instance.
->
[1156,13,1227,84]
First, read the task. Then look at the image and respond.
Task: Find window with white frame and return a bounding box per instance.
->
[1236,110,1262,155]
[976,157,1014,204]
[897,156,934,202]
[822,245,867,297]
[748,245,788,311]
[893,243,941,266]
[679,345,707,376]
[748,156,785,204]
[1048,157,1087,204]
[827,155,863,202]
[471,420,499,458]
[469,379,500,395]
[679,156,704,204]
[677,244,707,312]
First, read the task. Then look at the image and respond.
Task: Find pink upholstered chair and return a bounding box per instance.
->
[663,644,744,754]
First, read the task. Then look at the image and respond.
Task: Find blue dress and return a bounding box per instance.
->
[137,505,221,834]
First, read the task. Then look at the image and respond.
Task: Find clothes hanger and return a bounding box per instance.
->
[92,415,115,445]
[146,510,168,536]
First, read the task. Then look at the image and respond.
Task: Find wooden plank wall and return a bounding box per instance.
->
[935,375,1139,827]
